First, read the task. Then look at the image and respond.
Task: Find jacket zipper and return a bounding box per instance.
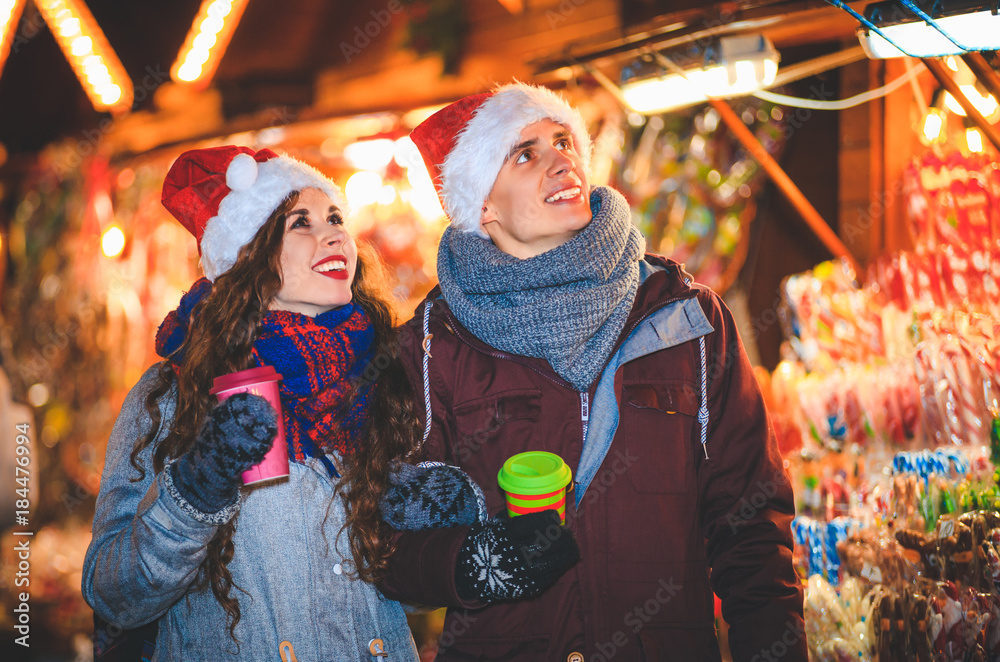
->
[436,288,700,405]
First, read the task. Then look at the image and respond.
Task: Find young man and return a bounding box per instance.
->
[380,83,805,662]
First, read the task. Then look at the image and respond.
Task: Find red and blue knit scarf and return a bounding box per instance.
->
[155,279,375,477]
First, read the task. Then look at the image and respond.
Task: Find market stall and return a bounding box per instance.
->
[0,1,998,660]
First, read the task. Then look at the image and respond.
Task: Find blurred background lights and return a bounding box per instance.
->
[27,383,51,408]
[101,226,125,258]
[345,171,383,208]
[177,62,202,82]
[393,135,422,169]
[920,108,945,144]
[966,127,984,153]
[207,0,232,19]
[172,0,248,86]
[944,86,999,119]
[344,138,395,171]
[319,136,340,159]
[406,163,445,221]
[34,0,133,113]
[0,0,26,80]
[58,16,80,37]
[378,184,397,206]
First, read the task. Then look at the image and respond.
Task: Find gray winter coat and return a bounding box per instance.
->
[82,365,418,661]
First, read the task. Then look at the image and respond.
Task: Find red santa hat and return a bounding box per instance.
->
[161,145,347,281]
[410,82,592,237]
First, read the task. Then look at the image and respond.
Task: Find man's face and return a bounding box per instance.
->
[480,119,591,259]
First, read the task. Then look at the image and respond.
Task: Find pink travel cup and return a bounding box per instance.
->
[209,365,288,485]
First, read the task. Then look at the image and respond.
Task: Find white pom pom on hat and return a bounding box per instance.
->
[161,145,347,281]
[225,152,259,191]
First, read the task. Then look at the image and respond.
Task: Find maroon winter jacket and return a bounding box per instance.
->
[381,256,806,662]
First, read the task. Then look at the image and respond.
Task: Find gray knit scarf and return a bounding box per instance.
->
[437,186,645,391]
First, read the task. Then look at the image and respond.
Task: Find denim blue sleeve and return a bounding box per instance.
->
[81,365,228,628]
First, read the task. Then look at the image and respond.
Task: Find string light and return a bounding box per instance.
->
[0,0,26,78]
[34,0,133,113]
[943,86,999,120]
[919,108,946,145]
[101,226,125,258]
[966,127,984,153]
[172,0,249,86]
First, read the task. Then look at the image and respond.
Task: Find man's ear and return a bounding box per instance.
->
[479,201,498,230]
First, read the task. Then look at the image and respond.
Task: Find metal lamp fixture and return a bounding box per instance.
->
[857,0,1000,58]
[619,35,779,114]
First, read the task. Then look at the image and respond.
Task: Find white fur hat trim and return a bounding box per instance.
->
[439,82,592,237]
[200,155,347,281]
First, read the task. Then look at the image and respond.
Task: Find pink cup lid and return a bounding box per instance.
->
[210,365,283,395]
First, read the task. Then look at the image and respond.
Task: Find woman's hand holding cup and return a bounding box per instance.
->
[169,393,278,515]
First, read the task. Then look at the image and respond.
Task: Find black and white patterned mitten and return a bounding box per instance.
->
[455,510,580,603]
[169,393,277,515]
[380,462,487,530]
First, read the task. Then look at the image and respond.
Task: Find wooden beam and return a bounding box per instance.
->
[961,52,1000,110]
[922,57,1000,154]
[708,97,862,276]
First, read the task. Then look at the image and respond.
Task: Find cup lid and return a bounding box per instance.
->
[210,365,283,395]
[498,451,572,494]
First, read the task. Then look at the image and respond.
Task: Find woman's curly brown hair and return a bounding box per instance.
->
[128,190,420,642]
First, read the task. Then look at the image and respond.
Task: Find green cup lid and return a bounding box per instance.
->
[498,451,572,495]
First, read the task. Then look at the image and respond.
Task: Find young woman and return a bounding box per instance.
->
[81,146,457,660]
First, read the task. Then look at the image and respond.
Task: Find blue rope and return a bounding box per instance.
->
[898,0,973,52]
[822,0,921,57]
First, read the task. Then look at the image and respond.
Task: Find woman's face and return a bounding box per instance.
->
[271,187,357,316]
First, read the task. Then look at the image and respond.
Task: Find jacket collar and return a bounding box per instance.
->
[412,255,704,389]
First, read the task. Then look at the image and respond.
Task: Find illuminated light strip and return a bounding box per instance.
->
[495,0,525,13]
[0,0,26,79]
[35,0,133,113]
[171,0,250,87]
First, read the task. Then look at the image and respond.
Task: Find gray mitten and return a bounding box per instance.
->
[169,393,277,515]
[380,462,487,530]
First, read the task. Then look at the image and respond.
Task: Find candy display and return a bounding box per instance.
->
[778,151,1000,661]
